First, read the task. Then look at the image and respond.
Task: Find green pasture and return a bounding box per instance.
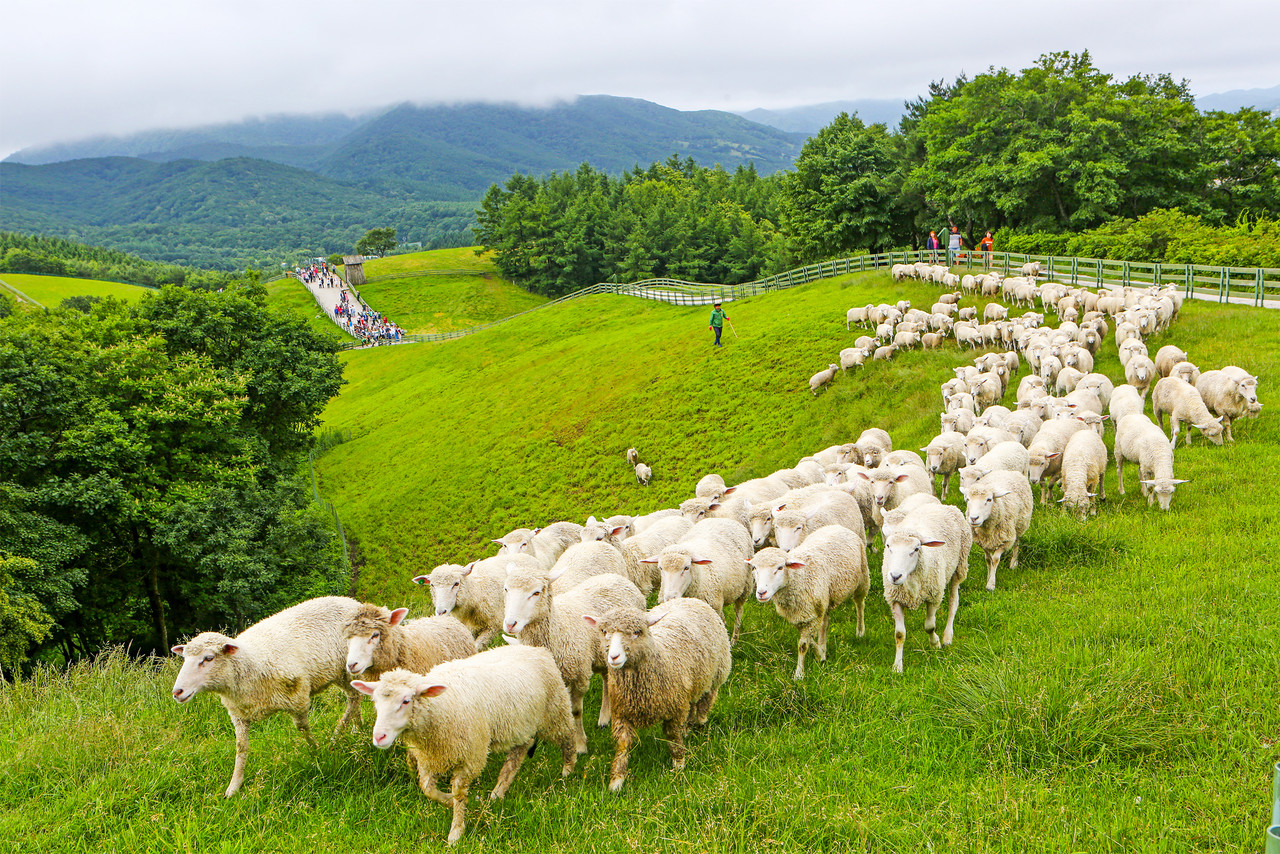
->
[3,270,1277,852]
[0,272,152,307]
[262,277,358,345]
[345,247,548,334]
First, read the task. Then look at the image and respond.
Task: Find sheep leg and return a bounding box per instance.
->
[290,709,318,749]
[940,473,950,500]
[446,775,471,845]
[1008,540,1021,571]
[415,764,453,807]
[490,743,531,800]
[853,590,866,638]
[597,679,611,727]
[608,721,635,792]
[817,608,831,660]
[690,687,717,727]
[891,603,907,673]
[1223,416,1234,443]
[335,686,363,733]
[473,628,496,652]
[663,718,689,771]
[941,572,962,646]
[570,690,588,754]
[225,715,250,798]
[729,598,745,647]
[923,600,942,649]
[985,549,1003,591]
[1115,455,1125,495]
[794,621,817,679]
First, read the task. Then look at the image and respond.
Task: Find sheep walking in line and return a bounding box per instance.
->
[418,554,541,651]
[352,645,578,845]
[1196,367,1261,443]
[343,605,475,681]
[1152,377,1225,447]
[748,525,869,679]
[170,596,367,797]
[964,470,1034,591]
[923,431,967,499]
[635,462,653,485]
[810,363,839,396]
[1114,413,1187,510]
[1059,429,1108,520]
[583,598,731,793]
[881,504,971,673]
[650,517,754,644]
[626,447,639,466]
[493,521,585,571]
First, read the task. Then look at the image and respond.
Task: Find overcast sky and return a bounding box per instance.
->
[3,0,1278,159]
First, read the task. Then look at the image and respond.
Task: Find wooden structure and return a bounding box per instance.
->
[342,256,367,286]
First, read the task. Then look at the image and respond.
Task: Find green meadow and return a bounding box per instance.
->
[2,262,1277,852]
[0,272,153,307]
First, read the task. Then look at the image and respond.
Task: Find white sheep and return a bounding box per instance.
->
[1154,345,1189,378]
[494,522,585,571]
[846,304,874,329]
[1026,418,1088,504]
[857,464,934,516]
[1125,354,1157,399]
[771,488,865,551]
[940,409,975,435]
[1004,410,1043,447]
[1196,367,1260,443]
[546,539,633,594]
[619,515,694,592]
[1152,377,1225,446]
[583,598,731,793]
[343,605,475,681]
[1169,361,1201,385]
[854,428,893,468]
[839,347,866,371]
[1075,373,1115,411]
[695,473,727,500]
[809,363,839,395]
[650,518,754,644]
[880,504,972,673]
[417,554,541,651]
[873,344,897,361]
[922,431,967,499]
[171,596,367,797]
[1114,413,1186,510]
[963,470,1034,590]
[1059,429,1107,519]
[625,448,639,466]
[352,646,577,845]
[1108,385,1145,424]
[964,426,1018,466]
[634,462,652,485]
[748,525,869,679]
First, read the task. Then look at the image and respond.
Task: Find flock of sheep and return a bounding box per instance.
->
[169,260,1263,845]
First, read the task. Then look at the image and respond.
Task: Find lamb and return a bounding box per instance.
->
[839,347,866,371]
[619,515,694,593]
[502,566,644,741]
[352,646,577,845]
[1114,413,1187,510]
[1059,429,1107,520]
[1152,377,1225,446]
[1196,367,1260,443]
[650,518,755,644]
[1025,417,1088,503]
[963,470,1034,591]
[583,598,731,793]
[493,522,585,571]
[880,504,971,673]
[417,555,542,651]
[343,605,475,681]
[1154,345,1189,378]
[625,447,639,466]
[771,488,864,551]
[634,462,652,485]
[749,525,870,679]
[1125,355,1157,399]
[809,363,839,396]
[171,596,367,797]
[922,431,967,499]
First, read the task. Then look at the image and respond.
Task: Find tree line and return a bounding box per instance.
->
[475,52,1280,296]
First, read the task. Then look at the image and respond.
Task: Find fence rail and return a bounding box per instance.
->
[329,249,1279,350]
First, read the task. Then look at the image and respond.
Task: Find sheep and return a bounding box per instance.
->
[634,462,652,485]
[857,464,934,516]
[855,428,893,468]
[1054,366,1085,396]
[1075,373,1115,411]
[1169,361,1201,386]
[1114,413,1187,510]
[582,516,630,547]
[619,515,694,592]
[417,555,541,651]
[1020,261,1042,278]
[583,598,731,793]
[1059,429,1108,520]
[846,305,874,329]
[947,392,978,415]
[1152,377,1225,447]
[883,449,927,470]
[964,426,1018,466]
[544,538,634,595]
[625,448,639,466]
[923,431,967,499]
[878,493,943,540]
[650,518,754,644]
[343,605,475,682]
[957,306,978,322]
[1125,355,1157,399]
[809,363,839,396]
[963,470,1034,591]
[1196,367,1260,443]
[854,335,877,353]
[494,522,585,571]
[1108,385,1145,424]
[922,332,945,349]
[1154,345,1189,378]
[1118,337,1148,368]
[940,409,975,435]
[749,525,869,679]
[839,347,866,371]
[170,596,367,797]
[1026,418,1088,503]
[352,646,577,845]
[1062,387,1104,416]
[880,504,971,673]
[970,373,1005,411]
[771,488,864,551]
[1016,374,1048,406]
[960,441,1030,488]
[1004,410,1043,447]
[502,566,644,740]
[873,345,897,361]
[695,473,728,500]
[893,329,921,350]
[627,508,683,535]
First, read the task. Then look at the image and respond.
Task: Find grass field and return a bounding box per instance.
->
[345,247,548,334]
[3,270,1277,852]
[262,277,359,345]
[0,272,153,307]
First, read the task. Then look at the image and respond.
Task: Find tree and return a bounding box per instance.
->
[355,227,397,257]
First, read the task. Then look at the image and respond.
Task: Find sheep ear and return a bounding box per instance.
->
[420,684,447,698]
[462,563,475,577]
[638,556,659,564]
[856,472,871,481]
[920,540,947,547]
[784,559,807,570]
[547,564,565,582]
[1045,452,1060,460]
[532,528,542,535]
[774,503,787,512]
[582,614,599,627]
[609,526,627,538]
[707,501,722,512]
[171,645,185,656]
[501,634,520,645]
[351,680,377,696]
[586,516,597,525]
[721,486,737,496]
[691,558,714,565]
[995,490,1011,499]
[894,473,911,483]
[491,539,504,546]
[388,608,409,626]
[222,643,239,656]
[412,575,430,585]
[646,611,667,627]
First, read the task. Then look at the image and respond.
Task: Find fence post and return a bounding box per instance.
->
[1258,269,1266,308]
[1220,268,1229,303]
[1097,260,1104,288]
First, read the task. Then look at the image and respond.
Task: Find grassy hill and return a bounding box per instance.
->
[3,270,1277,851]
[0,272,153,306]
[262,277,358,345]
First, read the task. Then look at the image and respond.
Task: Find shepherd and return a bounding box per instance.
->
[709,301,729,348]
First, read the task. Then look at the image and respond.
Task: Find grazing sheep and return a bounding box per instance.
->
[1025,418,1088,504]
[494,522,585,572]
[1154,345,1189,378]
[881,504,971,673]
[749,525,869,679]
[922,332,945,349]
[171,596,366,797]
[343,605,475,681]
[634,462,652,485]
[839,347,866,371]
[1196,367,1260,443]
[1152,377,1225,446]
[1125,355,1157,399]
[963,471,1034,591]
[809,363,839,396]
[983,303,1009,322]
[651,518,754,644]
[922,431,967,499]
[1114,413,1187,510]
[503,567,644,740]
[873,344,897,361]
[583,599,731,793]
[626,448,639,466]
[1059,429,1107,519]
[352,646,577,845]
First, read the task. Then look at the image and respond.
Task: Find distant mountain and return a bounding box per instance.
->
[1195,84,1280,115]
[736,99,908,134]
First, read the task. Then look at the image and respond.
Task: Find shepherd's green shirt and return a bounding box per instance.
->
[709,308,726,328]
